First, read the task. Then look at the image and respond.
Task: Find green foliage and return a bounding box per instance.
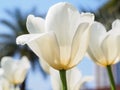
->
[95,0,120,30]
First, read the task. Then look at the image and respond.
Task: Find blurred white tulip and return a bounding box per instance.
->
[88,19,120,66]
[16,2,94,70]
[1,56,30,85]
[50,67,93,90]
[0,77,10,90]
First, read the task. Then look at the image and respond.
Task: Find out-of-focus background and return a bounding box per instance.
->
[0,0,120,90]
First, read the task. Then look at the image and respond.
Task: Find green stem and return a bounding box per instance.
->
[14,84,20,90]
[59,70,67,90]
[14,85,17,90]
[106,65,116,90]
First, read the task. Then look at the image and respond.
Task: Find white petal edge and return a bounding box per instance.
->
[27,15,45,33]
[68,23,90,67]
[17,32,62,70]
[79,12,94,24]
[67,67,82,90]
[16,34,44,45]
[25,32,62,70]
[50,68,62,90]
[75,76,93,90]
[20,56,30,69]
[13,57,30,84]
[101,31,120,65]
[39,59,50,74]
[1,57,17,83]
[112,19,120,30]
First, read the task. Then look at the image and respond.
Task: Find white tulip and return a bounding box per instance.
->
[16,2,94,70]
[1,56,30,85]
[88,19,120,66]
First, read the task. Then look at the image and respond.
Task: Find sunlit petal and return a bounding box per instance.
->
[101,34,119,65]
[27,32,61,70]
[69,23,90,67]
[87,50,105,66]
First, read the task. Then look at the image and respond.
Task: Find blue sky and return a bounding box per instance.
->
[0,0,108,34]
[0,0,108,13]
[0,0,108,90]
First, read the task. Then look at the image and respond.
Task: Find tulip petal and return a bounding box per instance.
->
[50,67,91,90]
[88,22,107,66]
[67,67,82,90]
[14,66,28,84]
[87,50,105,66]
[46,2,80,65]
[101,32,119,65]
[75,76,93,90]
[39,59,50,74]
[79,13,94,23]
[17,32,62,69]
[13,56,30,84]
[26,15,45,33]
[50,68,62,90]
[0,78,10,90]
[16,34,46,45]
[68,23,90,67]
[112,20,120,63]
[20,56,30,69]
[26,32,62,70]
[1,56,30,84]
[1,57,17,83]
[112,19,120,30]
